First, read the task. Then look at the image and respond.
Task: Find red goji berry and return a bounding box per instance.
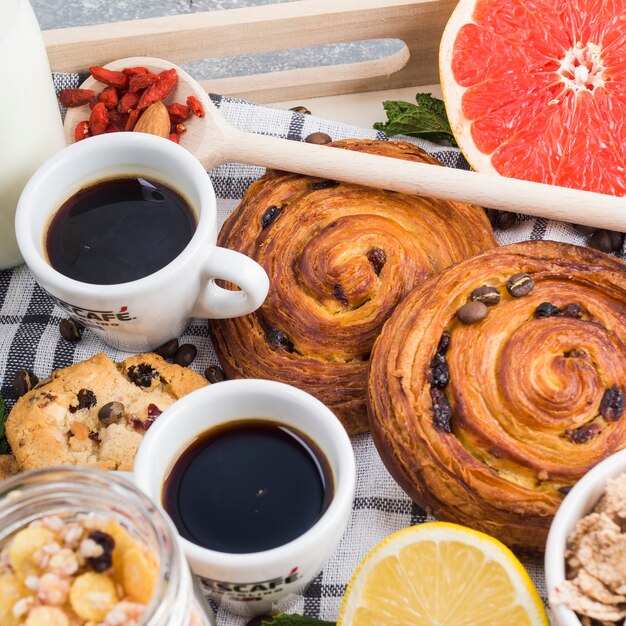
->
[98,86,118,109]
[89,102,109,135]
[118,91,140,113]
[59,88,96,108]
[122,66,150,77]
[167,103,190,124]
[105,123,121,133]
[129,73,159,93]
[125,109,141,131]
[74,120,90,142]
[108,109,126,126]
[175,123,186,134]
[168,132,180,144]
[137,68,178,110]
[186,95,205,118]
[89,66,129,90]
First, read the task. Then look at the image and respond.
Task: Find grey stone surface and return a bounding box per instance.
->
[31,0,402,81]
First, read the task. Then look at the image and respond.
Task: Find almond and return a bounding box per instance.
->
[132,101,170,138]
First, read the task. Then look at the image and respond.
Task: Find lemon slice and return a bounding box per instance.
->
[337,522,549,626]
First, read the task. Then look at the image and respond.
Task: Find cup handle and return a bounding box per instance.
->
[191,247,269,319]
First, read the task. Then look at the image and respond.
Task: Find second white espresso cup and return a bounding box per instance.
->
[15,133,269,352]
[134,379,356,617]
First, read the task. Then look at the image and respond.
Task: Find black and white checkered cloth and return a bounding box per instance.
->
[2,73,625,625]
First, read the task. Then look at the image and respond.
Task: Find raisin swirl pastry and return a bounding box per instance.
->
[210,139,496,434]
[368,241,626,555]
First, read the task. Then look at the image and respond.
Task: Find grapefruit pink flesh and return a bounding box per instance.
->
[440,0,626,196]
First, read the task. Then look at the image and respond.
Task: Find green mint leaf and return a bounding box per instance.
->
[373,93,457,147]
[0,395,10,455]
[261,616,336,626]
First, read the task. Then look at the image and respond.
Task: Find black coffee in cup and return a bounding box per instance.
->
[45,176,196,285]
[162,419,334,553]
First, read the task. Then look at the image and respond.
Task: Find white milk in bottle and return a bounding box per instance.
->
[0,0,64,268]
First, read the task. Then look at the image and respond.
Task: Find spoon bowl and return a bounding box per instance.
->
[63,57,626,231]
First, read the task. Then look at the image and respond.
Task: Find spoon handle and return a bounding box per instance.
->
[221,130,626,231]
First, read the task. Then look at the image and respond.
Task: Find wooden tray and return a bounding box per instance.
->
[44,0,455,104]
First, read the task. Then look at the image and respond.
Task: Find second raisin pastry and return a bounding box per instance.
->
[368,241,626,555]
[6,352,208,471]
[210,139,496,435]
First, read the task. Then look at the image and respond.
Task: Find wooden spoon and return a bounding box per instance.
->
[64,57,626,231]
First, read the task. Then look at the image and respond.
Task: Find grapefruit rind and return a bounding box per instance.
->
[336,521,549,626]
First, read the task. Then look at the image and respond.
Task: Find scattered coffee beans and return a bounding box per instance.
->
[588,229,625,253]
[305,132,332,144]
[174,343,197,367]
[289,105,311,115]
[13,369,38,397]
[155,338,179,359]
[205,365,226,383]
[456,301,488,324]
[59,318,82,342]
[470,285,500,306]
[506,273,534,297]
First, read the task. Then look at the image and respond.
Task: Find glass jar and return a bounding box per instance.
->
[0,0,65,269]
[0,467,216,626]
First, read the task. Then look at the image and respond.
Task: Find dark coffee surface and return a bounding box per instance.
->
[163,420,333,553]
[46,177,196,285]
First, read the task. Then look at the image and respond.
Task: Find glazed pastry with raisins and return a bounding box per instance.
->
[368,241,626,555]
[6,353,207,471]
[210,139,496,435]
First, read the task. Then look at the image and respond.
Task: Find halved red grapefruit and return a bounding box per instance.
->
[440,0,626,196]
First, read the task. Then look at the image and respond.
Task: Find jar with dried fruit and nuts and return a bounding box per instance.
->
[0,467,216,626]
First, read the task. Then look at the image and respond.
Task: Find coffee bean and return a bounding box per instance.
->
[13,369,38,397]
[506,273,534,297]
[535,302,560,318]
[205,365,226,383]
[59,318,82,342]
[367,248,386,276]
[588,229,625,252]
[289,105,311,115]
[261,205,282,229]
[428,353,449,388]
[305,132,332,145]
[266,328,294,353]
[560,303,585,319]
[565,423,601,444]
[601,385,624,422]
[456,301,488,324]
[573,223,598,235]
[430,387,452,433]
[98,401,125,424]
[494,211,517,230]
[174,343,197,367]
[470,285,500,307]
[155,338,178,359]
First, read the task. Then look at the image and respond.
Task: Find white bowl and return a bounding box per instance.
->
[545,448,626,626]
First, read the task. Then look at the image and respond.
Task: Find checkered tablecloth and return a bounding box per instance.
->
[1,73,624,625]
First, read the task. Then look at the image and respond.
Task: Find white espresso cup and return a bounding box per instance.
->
[15,133,269,351]
[134,379,356,617]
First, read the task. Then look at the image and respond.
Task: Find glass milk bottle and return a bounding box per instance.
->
[0,0,65,268]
